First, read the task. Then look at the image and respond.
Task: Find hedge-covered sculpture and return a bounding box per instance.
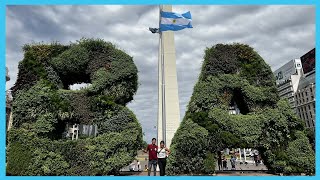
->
[7,38,143,175]
[167,43,315,175]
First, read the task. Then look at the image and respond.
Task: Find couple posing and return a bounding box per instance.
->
[144,138,170,176]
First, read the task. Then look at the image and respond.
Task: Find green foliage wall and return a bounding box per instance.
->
[166,119,208,174]
[167,43,314,175]
[7,38,143,175]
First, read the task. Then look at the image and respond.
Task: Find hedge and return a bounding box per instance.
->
[167,43,314,175]
[7,38,143,175]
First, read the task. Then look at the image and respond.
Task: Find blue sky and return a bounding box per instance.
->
[6,5,315,142]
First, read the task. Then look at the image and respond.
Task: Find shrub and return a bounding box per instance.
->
[6,142,32,176]
[166,119,208,175]
[26,148,69,176]
[203,152,216,174]
[286,131,315,174]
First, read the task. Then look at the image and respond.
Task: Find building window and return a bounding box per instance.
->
[307,121,310,128]
[312,120,315,127]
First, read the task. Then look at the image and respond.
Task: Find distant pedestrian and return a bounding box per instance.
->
[144,138,158,176]
[157,140,170,176]
[230,155,236,170]
[217,151,222,170]
[222,156,228,170]
[137,160,141,171]
[254,153,258,166]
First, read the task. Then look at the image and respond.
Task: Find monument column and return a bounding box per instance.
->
[157,5,181,147]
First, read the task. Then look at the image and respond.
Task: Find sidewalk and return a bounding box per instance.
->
[216,160,267,171]
[122,171,274,176]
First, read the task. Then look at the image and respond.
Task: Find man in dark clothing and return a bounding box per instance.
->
[254,153,258,166]
[144,138,158,176]
[222,156,228,170]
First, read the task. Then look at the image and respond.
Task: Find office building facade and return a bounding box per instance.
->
[273,59,303,109]
[295,72,315,129]
[295,48,316,130]
[274,48,316,130]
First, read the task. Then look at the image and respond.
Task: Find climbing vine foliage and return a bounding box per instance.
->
[7,38,143,175]
[167,43,314,175]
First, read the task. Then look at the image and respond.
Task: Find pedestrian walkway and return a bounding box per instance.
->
[216,159,267,171]
[121,171,274,176]
[121,151,268,175]
[120,150,149,172]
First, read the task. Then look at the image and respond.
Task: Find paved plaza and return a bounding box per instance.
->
[121,150,268,175]
[216,159,267,171]
[121,171,274,176]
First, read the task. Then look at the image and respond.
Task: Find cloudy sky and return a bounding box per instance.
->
[6,5,315,142]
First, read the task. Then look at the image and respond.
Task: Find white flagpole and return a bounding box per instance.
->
[159,5,166,144]
[157,5,160,146]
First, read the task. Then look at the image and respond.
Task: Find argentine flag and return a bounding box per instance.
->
[160,11,192,32]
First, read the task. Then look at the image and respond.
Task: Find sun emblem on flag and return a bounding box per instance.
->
[172,19,176,24]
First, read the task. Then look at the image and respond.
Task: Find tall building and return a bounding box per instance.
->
[273,48,316,130]
[294,48,316,130]
[273,59,303,109]
[295,71,315,129]
[301,48,315,74]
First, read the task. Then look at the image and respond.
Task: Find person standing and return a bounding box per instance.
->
[157,141,170,176]
[230,155,236,170]
[222,156,228,170]
[144,138,158,176]
[254,153,258,166]
[137,160,141,171]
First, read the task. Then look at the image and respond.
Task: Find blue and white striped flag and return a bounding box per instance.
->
[160,11,192,32]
